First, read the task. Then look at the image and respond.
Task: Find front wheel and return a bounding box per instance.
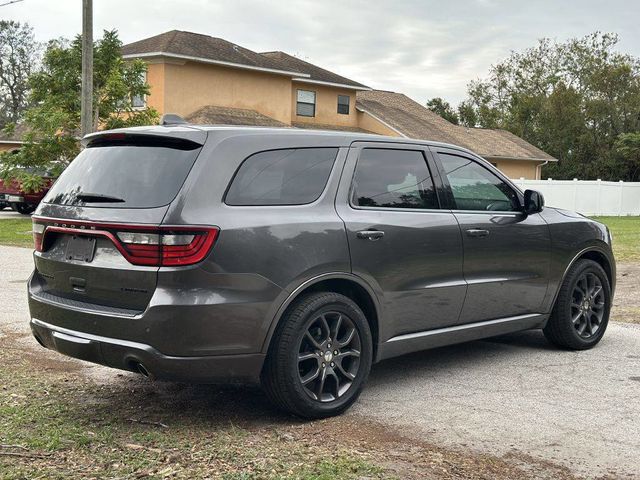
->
[262,292,373,419]
[544,259,611,350]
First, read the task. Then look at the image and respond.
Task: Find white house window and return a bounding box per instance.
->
[131,72,146,108]
[132,93,145,108]
[337,95,350,115]
[296,89,316,117]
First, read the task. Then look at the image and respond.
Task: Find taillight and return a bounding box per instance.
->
[32,221,45,252]
[116,228,218,266]
[32,217,218,267]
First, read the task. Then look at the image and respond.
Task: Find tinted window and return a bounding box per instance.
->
[337,95,350,115]
[296,90,316,117]
[226,148,338,205]
[44,140,201,208]
[351,149,438,209]
[439,153,519,211]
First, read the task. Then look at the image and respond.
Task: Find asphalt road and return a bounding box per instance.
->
[2,245,639,478]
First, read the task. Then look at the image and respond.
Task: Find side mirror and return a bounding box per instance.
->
[523,189,544,214]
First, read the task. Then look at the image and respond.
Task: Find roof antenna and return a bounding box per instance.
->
[160,113,188,126]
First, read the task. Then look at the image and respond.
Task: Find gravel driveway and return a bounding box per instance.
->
[2,245,639,479]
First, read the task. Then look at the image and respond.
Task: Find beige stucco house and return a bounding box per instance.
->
[122,30,556,179]
[0,140,21,153]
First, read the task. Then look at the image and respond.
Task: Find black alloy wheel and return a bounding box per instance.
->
[262,291,373,419]
[544,259,611,350]
[297,310,362,402]
[570,271,606,339]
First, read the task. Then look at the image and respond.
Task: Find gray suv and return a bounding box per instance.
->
[28,123,615,418]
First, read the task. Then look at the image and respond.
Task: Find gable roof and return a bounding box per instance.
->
[184,105,287,127]
[260,51,369,90]
[356,90,556,162]
[122,30,308,77]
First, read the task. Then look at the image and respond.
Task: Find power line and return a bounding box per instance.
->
[0,0,25,7]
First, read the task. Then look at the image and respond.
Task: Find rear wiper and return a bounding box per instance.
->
[74,192,126,203]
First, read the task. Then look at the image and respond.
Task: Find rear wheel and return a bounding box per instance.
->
[262,292,373,419]
[11,202,36,215]
[544,259,611,350]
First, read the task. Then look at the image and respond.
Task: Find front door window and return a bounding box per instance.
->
[439,153,519,211]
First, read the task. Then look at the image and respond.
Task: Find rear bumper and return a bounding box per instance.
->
[30,318,265,384]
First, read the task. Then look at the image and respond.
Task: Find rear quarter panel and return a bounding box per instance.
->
[159,132,352,354]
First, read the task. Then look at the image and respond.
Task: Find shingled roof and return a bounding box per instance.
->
[0,123,28,144]
[122,30,308,77]
[185,105,287,127]
[261,51,369,90]
[356,90,556,162]
[122,30,369,88]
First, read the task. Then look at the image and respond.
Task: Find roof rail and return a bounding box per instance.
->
[160,113,188,126]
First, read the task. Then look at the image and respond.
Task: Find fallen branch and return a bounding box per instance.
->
[0,451,50,459]
[124,443,162,453]
[128,418,169,429]
[0,444,29,450]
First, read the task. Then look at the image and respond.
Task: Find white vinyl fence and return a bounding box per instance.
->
[511,178,640,216]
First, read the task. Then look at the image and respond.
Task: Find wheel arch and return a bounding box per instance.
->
[579,250,614,288]
[552,245,615,308]
[261,273,382,361]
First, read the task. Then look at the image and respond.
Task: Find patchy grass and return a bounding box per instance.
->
[0,337,579,479]
[0,355,385,479]
[0,217,33,248]
[592,216,640,262]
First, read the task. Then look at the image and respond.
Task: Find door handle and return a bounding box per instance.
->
[465,228,490,238]
[356,230,385,241]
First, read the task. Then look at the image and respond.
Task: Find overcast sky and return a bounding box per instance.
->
[3,0,639,105]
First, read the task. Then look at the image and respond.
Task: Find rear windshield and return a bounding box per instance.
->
[43,138,202,208]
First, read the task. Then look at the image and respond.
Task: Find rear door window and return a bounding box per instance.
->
[351,148,439,209]
[44,136,202,209]
[225,148,338,206]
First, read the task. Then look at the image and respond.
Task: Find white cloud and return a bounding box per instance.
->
[2,0,639,105]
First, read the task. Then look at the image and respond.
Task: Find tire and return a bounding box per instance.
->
[11,203,36,215]
[544,259,611,350]
[261,291,373,419]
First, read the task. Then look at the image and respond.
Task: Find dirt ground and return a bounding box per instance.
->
[611,263,640,323]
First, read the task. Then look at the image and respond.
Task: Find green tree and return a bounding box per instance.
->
[0,21,40,127]
[615,132,640,182]
[426,97,459,124]
[0,29,158,191]
[459,33,640,180]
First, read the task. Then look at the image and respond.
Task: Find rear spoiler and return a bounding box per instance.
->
[82,125,207,148]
